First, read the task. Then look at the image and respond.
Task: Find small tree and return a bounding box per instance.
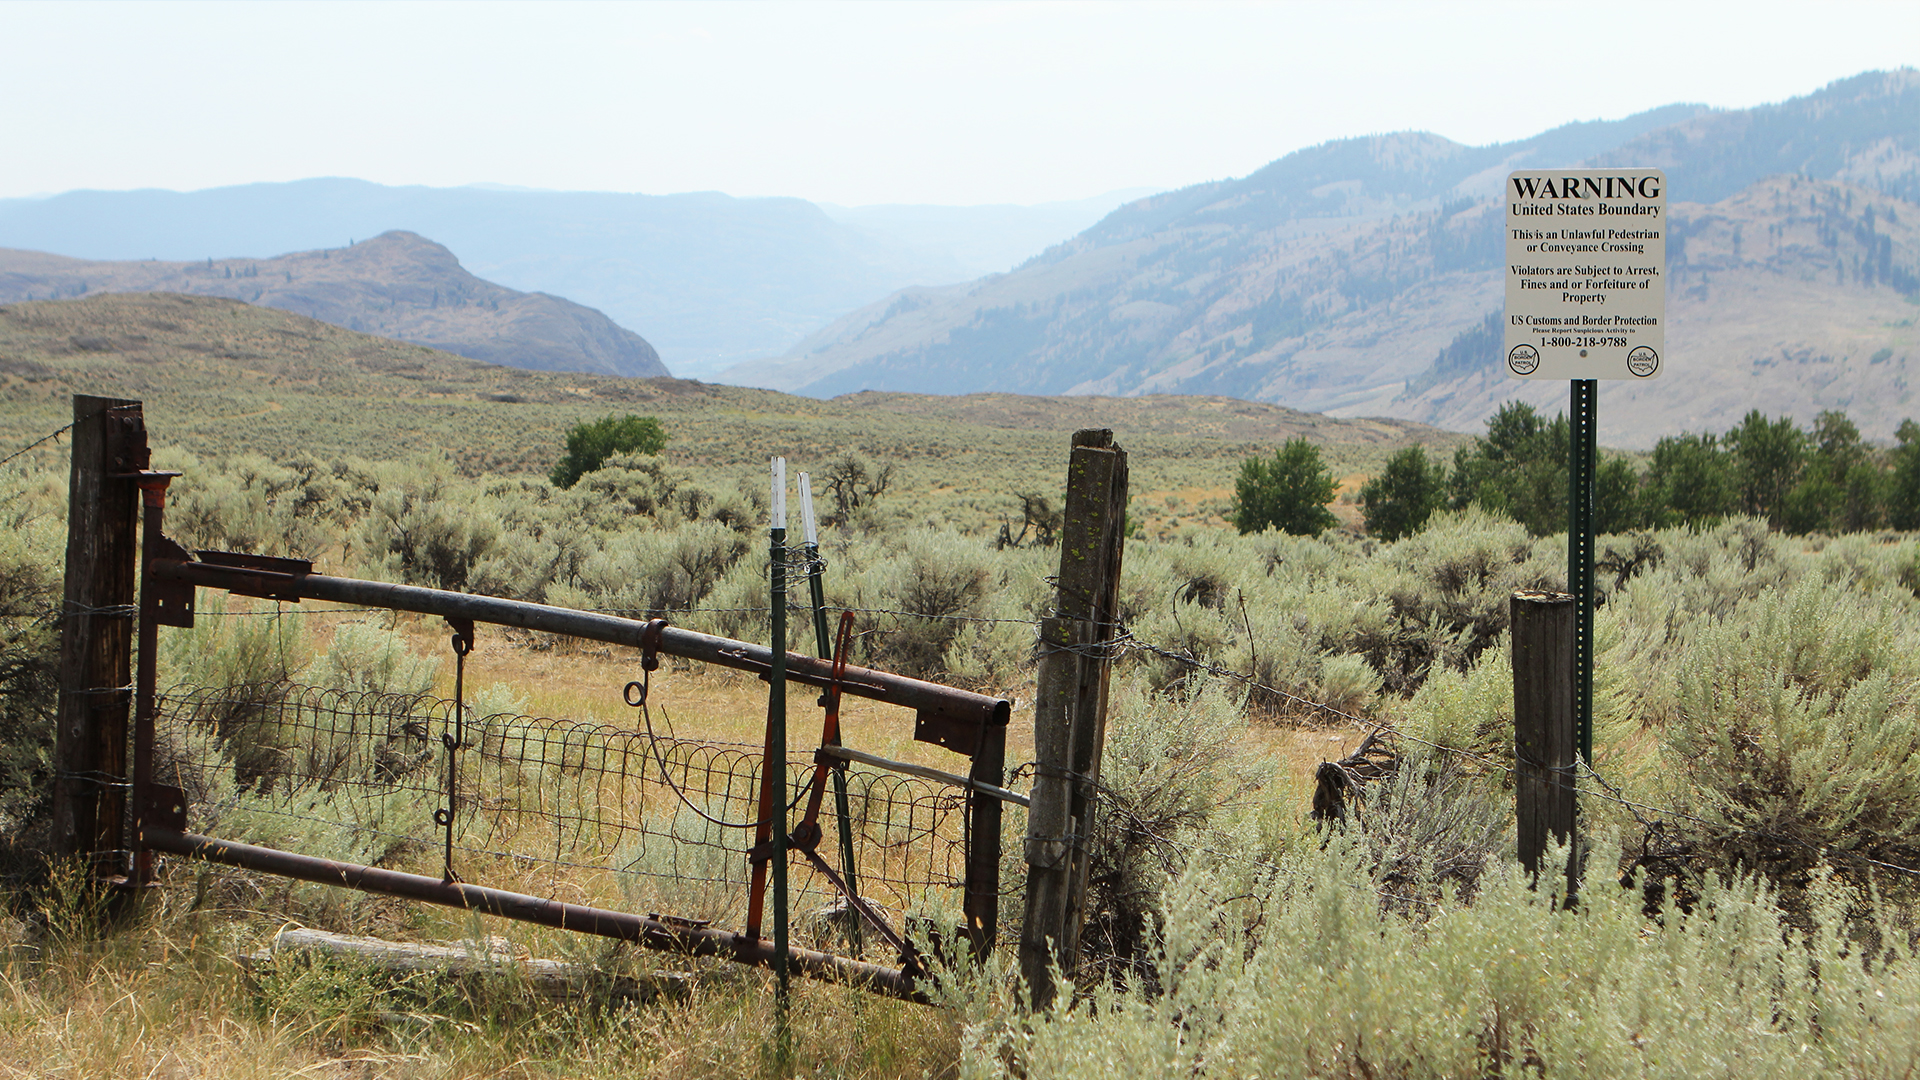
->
[1725,409,1804,526]
[1888,420,1920,530]
[1360,445,1445,540]
[821,453,895,527]
[549,415,668,489]
[1641,432,1735,527]
[1447,401,1568,536]
[1594,454,1645,534]
[1792,410,1884,533]
[1233,438,1337,536]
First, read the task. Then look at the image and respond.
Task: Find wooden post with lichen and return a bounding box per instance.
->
[49,395,146,881]
[1020,429,1128,1010]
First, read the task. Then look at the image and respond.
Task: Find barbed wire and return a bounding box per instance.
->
[0,424,73,472]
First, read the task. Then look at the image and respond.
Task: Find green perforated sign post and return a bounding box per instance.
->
[1505,169,1667,873]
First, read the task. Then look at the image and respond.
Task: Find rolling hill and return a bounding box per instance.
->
[0,231,667,379]
[0,292,1461,535]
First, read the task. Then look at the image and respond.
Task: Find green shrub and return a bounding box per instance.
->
[549,414,667,490]
[1083,678,1256,980]
[1231,438,1336,536]
[1664,575,1920,889]
[1360,445,1445,540]
[360,457,501,591]
[0,488,63,828]
[860,530,995,679]
[571,453,700,526]
[549,519,750,619]
[1355,509,1559,693]
[159,592,311,696]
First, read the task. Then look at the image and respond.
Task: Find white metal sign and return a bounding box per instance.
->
[1504,169,1666,380]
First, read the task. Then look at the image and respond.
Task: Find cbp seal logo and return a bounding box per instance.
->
[1627,347,1659,377]
[1507,344,1539,375]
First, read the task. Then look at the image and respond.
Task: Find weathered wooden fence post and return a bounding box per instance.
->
[1020,429,1128,1009]
[50,395,147,880]
[1511,590,1576,894]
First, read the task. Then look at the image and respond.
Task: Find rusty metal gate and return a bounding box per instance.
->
[53,399,1012,1003]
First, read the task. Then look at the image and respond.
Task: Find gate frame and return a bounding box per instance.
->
[52,398,1011,1002]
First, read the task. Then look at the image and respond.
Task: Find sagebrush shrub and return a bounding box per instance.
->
[1665,575,1920,890]
[302,621,442,698]
[1081,678,1256,982]
[952,835,1920,1079]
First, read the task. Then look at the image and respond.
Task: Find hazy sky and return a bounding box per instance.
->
[5,0,1916,207]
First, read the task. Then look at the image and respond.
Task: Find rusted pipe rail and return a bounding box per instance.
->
[142,829,925,1001]
[152,558,1010,733]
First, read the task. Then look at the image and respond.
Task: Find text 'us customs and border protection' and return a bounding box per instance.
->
[1505,169,1666,380]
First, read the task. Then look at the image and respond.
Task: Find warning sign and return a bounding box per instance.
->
[1504,169,1666,380]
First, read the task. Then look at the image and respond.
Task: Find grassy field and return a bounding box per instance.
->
[9,292,1920,1077]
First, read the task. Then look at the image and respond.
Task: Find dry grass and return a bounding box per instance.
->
[0,870,958,1079]
[0,596,1345,1080]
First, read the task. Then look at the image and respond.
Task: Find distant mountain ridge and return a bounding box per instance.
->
[0,230,667,378]
[722,101,1721,395]
[0,181,1144,377]
[1067,104,1710,248]
[731,70,1920,446]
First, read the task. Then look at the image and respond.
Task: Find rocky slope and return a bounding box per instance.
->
[734,70,1920,446]
[1395,176,1920,446]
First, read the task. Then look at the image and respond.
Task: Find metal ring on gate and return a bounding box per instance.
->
[624,680,648,708]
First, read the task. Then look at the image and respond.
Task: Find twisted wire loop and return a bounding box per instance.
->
[153,681,970,939]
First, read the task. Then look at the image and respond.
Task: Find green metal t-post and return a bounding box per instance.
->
[1567,380,1597,900]
[768,459,791,1046]
[1568,380,1596,767]
[798,473,863,956]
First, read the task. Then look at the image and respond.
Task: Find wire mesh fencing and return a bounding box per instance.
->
[154,682,973,951]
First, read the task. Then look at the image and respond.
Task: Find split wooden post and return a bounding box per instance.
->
[1020,428,1128,1010]
[49,395,147,878]
[1512,590,1577,894]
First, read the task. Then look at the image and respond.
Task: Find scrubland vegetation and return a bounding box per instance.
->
[7,387,1920,1077]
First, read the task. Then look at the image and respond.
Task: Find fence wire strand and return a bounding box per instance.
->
[0,424,73,472]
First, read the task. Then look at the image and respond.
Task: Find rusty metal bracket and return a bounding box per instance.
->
[194,550,313,602]
[138,783,187,834]
[147,534,200,627]
[148,575,196,628]
[914,710,980,752]
[102,404,150,475]
[640,618,668,671]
